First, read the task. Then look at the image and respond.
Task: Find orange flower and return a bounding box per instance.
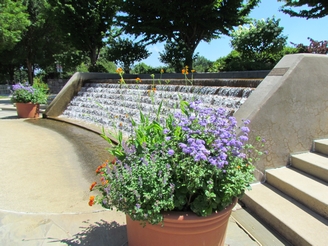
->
[90,182,97,191]
[160,69,164,74]
[152,87,156,92]
[119,122,123,127]
[89,196,95,206]
[100,177,108,185]
[96,161,107,173]
[237,165,241,169]
[96,165,102,173]
[182,66,189,74]
[116,67,123,74]
[111,158,116,164]
[191,69,196,73]
[135,77,141,83]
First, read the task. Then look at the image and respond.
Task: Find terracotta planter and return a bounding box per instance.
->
[126,198,237,246]
[15,102,40,118]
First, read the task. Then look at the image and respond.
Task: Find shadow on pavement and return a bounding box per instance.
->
[51,220,128,246]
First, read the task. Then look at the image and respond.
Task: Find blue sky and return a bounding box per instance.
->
[140,0,328,67]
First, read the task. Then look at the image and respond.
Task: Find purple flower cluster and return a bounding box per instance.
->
[12,82,35,94]
[172,100,250,169]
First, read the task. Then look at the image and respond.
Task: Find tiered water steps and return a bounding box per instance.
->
[61,83,255,135]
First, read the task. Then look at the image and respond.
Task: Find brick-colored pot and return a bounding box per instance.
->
[126,198,237,246]
[15,103,40,118]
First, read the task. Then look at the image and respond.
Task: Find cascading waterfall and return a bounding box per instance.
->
[60,83,255,136]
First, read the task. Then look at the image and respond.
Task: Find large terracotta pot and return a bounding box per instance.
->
[15,102,40,118]
[126,198,237,246]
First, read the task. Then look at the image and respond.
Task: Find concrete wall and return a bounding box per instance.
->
[234,54,328,181]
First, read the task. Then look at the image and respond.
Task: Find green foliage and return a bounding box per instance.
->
[0,0,30,52]
[10,78,48,104]
[210,17,288,72]
[159,40,198,72]
[209,45,302,72]
[278,0,328,19]
[131,63,164,74]
[193,56,214,73]
[231,17,287,59]
[90,88,263,224]
[118,0,260,69]
[49,0,119,66]
[105,38,151,73]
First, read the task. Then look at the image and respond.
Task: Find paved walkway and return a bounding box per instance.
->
[0,96,259,245]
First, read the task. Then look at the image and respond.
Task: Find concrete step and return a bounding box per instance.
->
[314,139,328,156]
[242,184,328,246]
[291,152,328,182]
[266,167,328,219]
[231,204,291,246]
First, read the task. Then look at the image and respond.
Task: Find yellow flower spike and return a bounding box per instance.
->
[160,69,164,74]
[191,69,195,73]
[135,77,141,83]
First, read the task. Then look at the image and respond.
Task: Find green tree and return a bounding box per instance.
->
[49,0,118,68]
[159,40,195,72]
[17,0,66,84]
[0,0,30,52]
[230,17,287,67]
[105,38,151,73]
[193,56,213,73]
[118,0,260,69]
[278,0,328,19]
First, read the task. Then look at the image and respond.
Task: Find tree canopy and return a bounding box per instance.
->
[105,38,150,73]
[231,17,287,58]
[49,0,119,66]
[278,0,328,19]
[0,0,30,52]
[118,0,260,68]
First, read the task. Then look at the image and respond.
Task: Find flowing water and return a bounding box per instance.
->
[60,83,255,136]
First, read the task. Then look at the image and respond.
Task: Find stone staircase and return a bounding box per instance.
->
[240,139,328,246]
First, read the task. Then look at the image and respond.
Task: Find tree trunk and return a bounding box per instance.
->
[26,59,34,84]
[90,47,99,66]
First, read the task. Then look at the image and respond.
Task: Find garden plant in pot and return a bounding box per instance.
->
[89,97,263,246]
[11,79,48,118]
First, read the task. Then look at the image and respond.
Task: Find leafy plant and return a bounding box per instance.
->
[10,79,48,104]
[89,93,263,225]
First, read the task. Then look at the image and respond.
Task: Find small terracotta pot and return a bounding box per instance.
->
[15,103,40,118]
[126,198,237,246]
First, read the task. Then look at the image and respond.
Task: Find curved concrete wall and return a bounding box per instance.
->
[234,54,328,181]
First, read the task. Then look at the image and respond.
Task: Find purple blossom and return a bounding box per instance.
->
[168,149,175,156]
